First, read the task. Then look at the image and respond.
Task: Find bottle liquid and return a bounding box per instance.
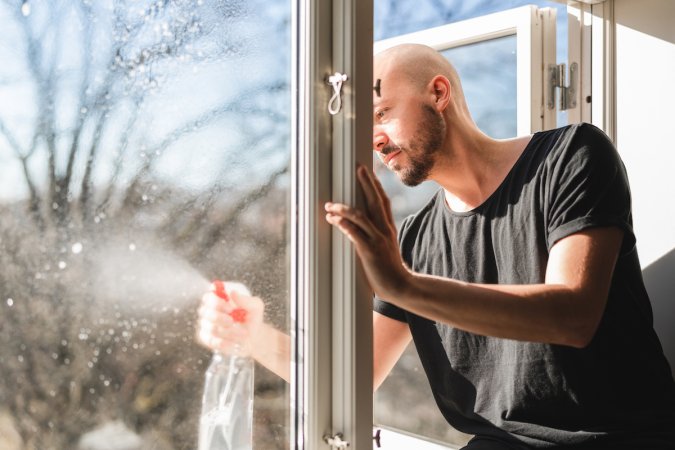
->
[198,280,253,450]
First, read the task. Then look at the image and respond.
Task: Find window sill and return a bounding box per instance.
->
[374,426,461,450]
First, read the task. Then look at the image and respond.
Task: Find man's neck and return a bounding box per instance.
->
[433,132,533,213]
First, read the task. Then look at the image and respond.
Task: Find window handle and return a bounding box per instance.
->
[327,72,348,115]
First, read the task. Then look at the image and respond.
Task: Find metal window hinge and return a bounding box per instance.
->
[547,62,578,111]
[327,72,348,115]
[324,432,350,449]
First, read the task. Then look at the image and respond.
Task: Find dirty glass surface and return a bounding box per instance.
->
[0,0,291,449]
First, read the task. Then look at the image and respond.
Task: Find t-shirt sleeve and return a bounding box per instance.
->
[373,295,408,322]
[372,216,412,324]
[545,123,635,254]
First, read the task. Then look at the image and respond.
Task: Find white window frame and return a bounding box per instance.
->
[291,0,373,448]
[566,1,592,126]
[565,0,613,140]
[590,0,616,142]
[373,5,557,135]
[292,4,591,450]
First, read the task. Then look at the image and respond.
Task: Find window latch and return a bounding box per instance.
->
[324,432,350,449]
[327,72,348,115]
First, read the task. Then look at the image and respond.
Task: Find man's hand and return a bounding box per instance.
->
[325,165,411,301]
[197,282,264,357]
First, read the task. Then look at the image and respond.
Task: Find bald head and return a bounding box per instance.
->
[374,44,468,112]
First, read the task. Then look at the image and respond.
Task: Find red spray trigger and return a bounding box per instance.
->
[212,280,229,300]
[230,308,247,324]
[211,280,247,324]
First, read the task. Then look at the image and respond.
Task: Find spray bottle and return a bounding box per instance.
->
[198,280,253,450]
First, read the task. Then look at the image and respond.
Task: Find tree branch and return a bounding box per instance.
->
[188,163,289,261]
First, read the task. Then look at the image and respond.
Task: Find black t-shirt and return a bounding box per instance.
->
[374,124,675,448]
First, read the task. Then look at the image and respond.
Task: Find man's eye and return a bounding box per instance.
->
[375,109,387,119]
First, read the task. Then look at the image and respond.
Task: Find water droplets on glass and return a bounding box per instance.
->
[20,1,30,17]
[1,0,293,446]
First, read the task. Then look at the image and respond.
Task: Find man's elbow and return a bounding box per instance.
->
[561,311,602,349]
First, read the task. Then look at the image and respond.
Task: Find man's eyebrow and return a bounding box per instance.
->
[373,78,381,97]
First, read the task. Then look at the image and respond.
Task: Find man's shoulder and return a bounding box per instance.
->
[538,122,613,151]
[397,189,445,240]
[538,122,606,138]
[527,122,617,170]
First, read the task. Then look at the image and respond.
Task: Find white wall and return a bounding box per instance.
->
[613,0,675,372]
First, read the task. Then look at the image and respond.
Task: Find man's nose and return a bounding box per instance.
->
[373,130,388,153]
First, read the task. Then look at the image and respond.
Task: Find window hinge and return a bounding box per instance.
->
[547,62,577,111]
[327,72,348,115]
[324,432,350,449]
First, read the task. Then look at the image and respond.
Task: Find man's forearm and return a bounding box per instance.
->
[251,322,291,383]
[394,273,600,348]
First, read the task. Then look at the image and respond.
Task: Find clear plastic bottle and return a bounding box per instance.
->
[198,281,253,450]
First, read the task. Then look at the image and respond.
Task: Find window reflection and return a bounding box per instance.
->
[0,0,291,448]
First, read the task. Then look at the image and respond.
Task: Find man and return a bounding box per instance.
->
[199,44,675,448]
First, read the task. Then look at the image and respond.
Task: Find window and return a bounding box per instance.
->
[0,0,375,448]
[0,0,294,448]
[373,4,557,448]
[2,0,590,448]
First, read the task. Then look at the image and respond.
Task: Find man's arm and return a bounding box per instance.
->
[400,227,623,347]
[197,288,291,383]
[326,165,623,348]
[198,287,410,387]
[374,312,411,390]
[250,323,291,382]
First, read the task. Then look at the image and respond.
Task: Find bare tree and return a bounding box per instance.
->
[0,0,290,448]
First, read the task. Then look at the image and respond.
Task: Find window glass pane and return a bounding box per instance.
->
[375,0,569,128]
[444,36,518,140]
[377,35,517,227]
[0,0,291,449]
[373,3,548,448]
[373,38,515,450]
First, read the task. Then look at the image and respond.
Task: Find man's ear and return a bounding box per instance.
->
[429,75,451,112]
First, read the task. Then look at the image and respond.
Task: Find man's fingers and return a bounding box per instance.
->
[366,166,396,226]
[199,320,248,340]
[197,315,249,352]
[201,292,234,313]
[357,165,394,231]
[356,165,384,222]
[230,291,264,316]
[197,328,248,354]
[198,304,234,325]
[326,212,370,248]
[325,202,377,239]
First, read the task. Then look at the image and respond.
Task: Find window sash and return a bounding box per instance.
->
[292,0,373,448]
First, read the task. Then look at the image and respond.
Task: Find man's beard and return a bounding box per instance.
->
[388,104,444,187]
